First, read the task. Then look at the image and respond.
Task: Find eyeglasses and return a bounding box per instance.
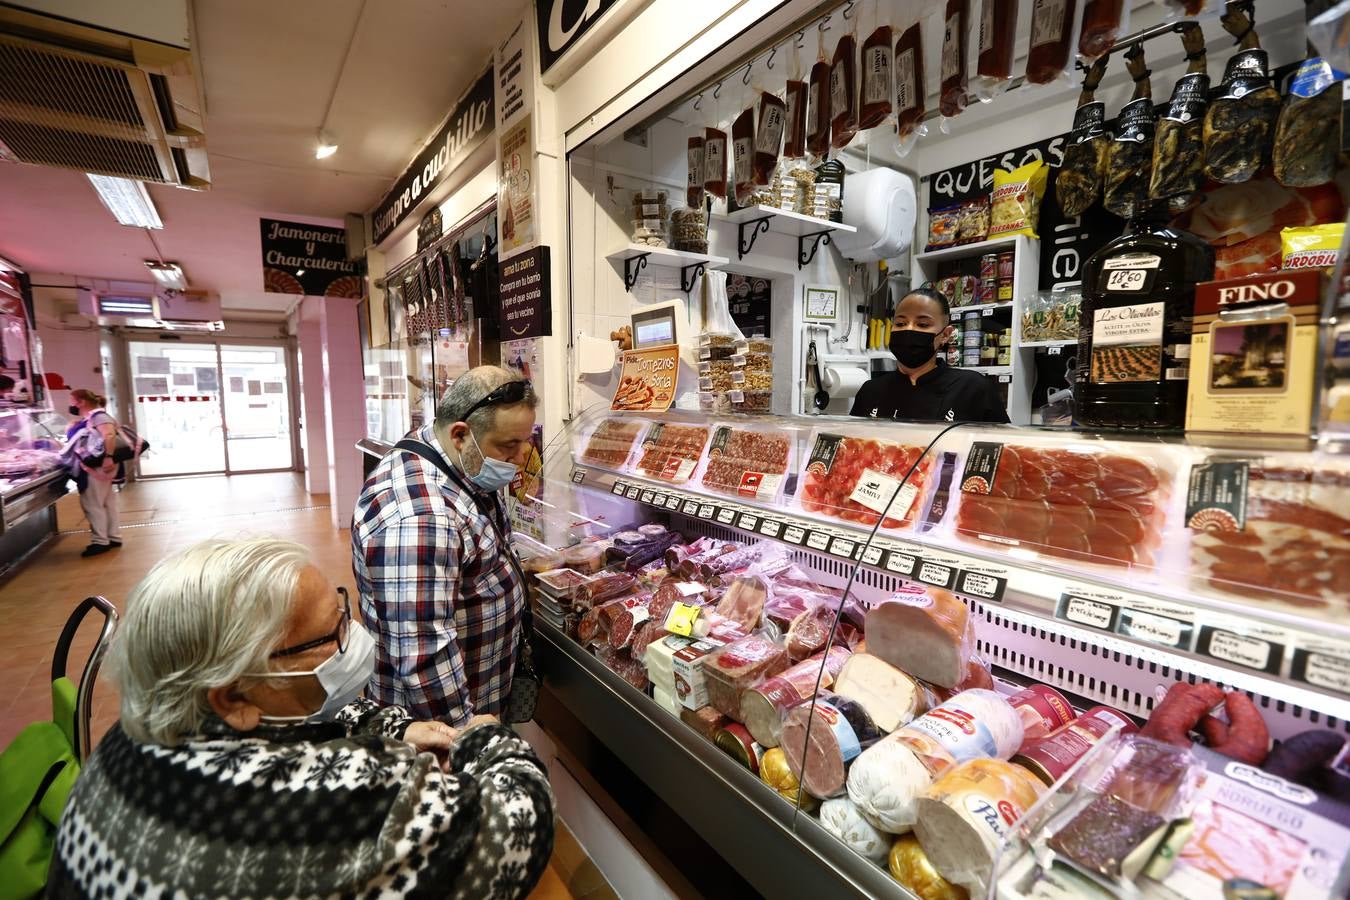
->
[456,380,532,423]
[270,587,351,659]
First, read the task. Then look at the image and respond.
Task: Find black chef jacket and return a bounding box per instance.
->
[849,361,1010,424]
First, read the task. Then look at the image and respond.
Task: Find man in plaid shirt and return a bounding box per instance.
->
[353,366,536,725]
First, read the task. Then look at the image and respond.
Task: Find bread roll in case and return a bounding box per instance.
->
[913,759,1046,895]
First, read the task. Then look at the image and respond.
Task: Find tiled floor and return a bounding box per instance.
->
[0,471,611,900]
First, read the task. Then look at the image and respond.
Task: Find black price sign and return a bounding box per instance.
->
[1197,626,1283,675]
[958,571,1006,603]
[917,560,956,590]
[611,481,628,496]
[571,469,585,484]
[716,507,737,525]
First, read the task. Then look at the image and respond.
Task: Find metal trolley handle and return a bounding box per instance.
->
[51,595,118,763]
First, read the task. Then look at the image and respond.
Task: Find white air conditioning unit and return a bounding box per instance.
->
[80,288,222,331]
[0,2,210,188]
[154,290,222,330]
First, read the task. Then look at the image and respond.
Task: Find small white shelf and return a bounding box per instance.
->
[604,245,729,268]
[716,205,858,236]
[951,301,1014,315]
[961,365,1014,376]
[914,235,1020,263]
[1020,339,1077,349]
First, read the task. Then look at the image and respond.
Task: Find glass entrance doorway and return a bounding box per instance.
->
[127,340,295,477]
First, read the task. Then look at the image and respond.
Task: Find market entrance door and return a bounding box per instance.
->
[127,340,296,477]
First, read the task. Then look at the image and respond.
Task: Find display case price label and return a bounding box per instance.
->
[759,519,783,539]
[698,504,716,520]
[783,524,807,544]
[612,481,628,496]
[806,531,831,552]
[640,491,655,505]
[957,571,1006,603]
[738,513,760,531]
[885,551,918,575]
[653,493,668,506]
[1197,626,1283,675]
[625,486,641,500]
[682,499,700,515]
[1056,594,1118,632]
[716,507,737,525]
[861,545,884,566]
[571,469,586,484]
[665,495,682,510]
[1117,608,1192,651]
[829,537,856,558]
[1290,648,1350,697]
[916,560,955,589]
[1047,345,1062,355]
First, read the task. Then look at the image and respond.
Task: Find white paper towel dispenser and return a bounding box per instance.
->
[833,168,916,263]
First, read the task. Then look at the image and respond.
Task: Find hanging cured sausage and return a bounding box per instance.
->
[859,26,893,130]
[1273,52,1343,187]
[974,0,1017,100]
[754,92,786,186]
[939,0,970,119]
[1149,23,1208,210]
[1026,0,1079,85]
[1104,45,1155,220]
[1055,57,1109,218]
[1079,0,1126,61]
[807,57,832,158]
[830,33,860,148]
[704,127,728,199]
[894,22,927,151]
[784,79,808,159]
[1203,3,1281,184]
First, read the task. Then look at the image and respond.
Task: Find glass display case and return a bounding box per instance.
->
[0,406,70,575]
[515,405,1350,899]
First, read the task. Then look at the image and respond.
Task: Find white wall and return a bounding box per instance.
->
[296,314,330,495]
[316,295,366,528]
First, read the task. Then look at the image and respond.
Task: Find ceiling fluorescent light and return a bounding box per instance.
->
[315,130,338,159]
[87,175,163,229]
[145,261,187,290]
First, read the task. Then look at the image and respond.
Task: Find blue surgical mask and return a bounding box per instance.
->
[466,430,518,493]
[256,621,376,724]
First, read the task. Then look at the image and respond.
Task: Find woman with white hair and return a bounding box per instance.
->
[47,537,554,899]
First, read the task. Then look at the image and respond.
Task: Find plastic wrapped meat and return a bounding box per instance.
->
[702,635,790,720]
[1174,799,1305,894]
[799,434,933,529]
[1189,465,1350,615]
[1273,56,1343,188]
[1149,23,1208,210]
[699,426,792,501]
[954,444,1168,569]
[635,423,710,483]
[1056,57,1109,218]
[1102,45,1153,220]
[1047,794,1166,879]
[714,574,770,632]
[580,418,644,469]
[1203,5,1280,185]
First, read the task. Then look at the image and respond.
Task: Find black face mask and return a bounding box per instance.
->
[68,405,80,416]
[890,329,941,369]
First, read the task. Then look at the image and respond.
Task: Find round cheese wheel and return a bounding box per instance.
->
[888,835,969,900]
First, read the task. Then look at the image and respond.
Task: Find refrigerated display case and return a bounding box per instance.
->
[0,407,70,575]
[518,405,1350,899]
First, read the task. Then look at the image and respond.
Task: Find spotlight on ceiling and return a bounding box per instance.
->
[145,261,188,290]
[315,130,339,159]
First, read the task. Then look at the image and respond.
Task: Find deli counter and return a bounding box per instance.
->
[0,407,69,576]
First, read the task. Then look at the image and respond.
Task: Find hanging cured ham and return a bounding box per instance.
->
[1056,57,1109,218]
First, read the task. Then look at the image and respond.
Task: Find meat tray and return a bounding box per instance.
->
[796,431,935,530]
[633,422,712,484]
[578,416,647,471]
[697,423,795,503]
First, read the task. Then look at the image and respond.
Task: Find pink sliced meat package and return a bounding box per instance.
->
[697,423,795,503]
[714,574,771,632]
[703,634,791,720]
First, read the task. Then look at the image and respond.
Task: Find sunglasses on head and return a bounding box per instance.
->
[457,380,532,423]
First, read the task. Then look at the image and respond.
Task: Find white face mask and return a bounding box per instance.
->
[254,621,376,724]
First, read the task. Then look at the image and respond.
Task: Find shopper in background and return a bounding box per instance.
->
[47,537,554,899]
[353,365,536,725]
[851,287,1011,424]
[64,388,123,557]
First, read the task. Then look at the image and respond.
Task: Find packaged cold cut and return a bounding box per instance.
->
[681,704,729,741]
[784,599,841,661]
[894,22,927,154]
[864,586,974,689]
[633,422,710,483]
[579,417,645,470]
[798,432,934,529]
[607,602,651,651]
[714,722,768,774]
[859,26,892,130]
[732,106,756,206]
[1274,55,1342,187]
[832,653,935,732]
[670,639,724,710]
[1103,45,1154,220]
[888,835,969,900]
[988,161,1047,239]
[1189,462,1350,616]
[938,0,969,120]
[913,758,1046,895]
[703,127,728,199]
[1078,0,1126,61]
[741,646,851,747]
[954,442,1170,570]
[973,0,1016,101]
[703,634,790,719]
[847,690,1024,832]
[1149,23,1208,210]
[807,57,831,158]
[1006,685,1076,744]
[1203,5,1280,185]
[780,692,883,799]
[593,644,649,692]
[783,79,808,160]
[687,135,705,208]
[1055,57,1108,219]
[1013,705,1137,786]
[714,574,770,633]
[697,423,793,502]
[829,33,859,149]
[759,747,819,811]
[1025,0,1078,85]
[820,797,891,863]
[753,92,785,186]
